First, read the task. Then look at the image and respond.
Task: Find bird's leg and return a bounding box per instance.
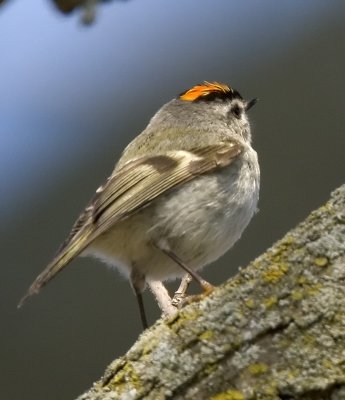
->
[147,280,177,317]
[154,240,214,296]
[130,267,148,330]
[172,273,193,308]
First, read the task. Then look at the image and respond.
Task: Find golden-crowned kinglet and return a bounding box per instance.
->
[19,82,260,328]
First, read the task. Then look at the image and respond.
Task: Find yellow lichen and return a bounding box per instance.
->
[314,256,328,267]
[210,389,244,400]
[245,298,255,309]
[199,330,214,341]
[165,308,202,332]
[263,296,278,308]
[281,235,295,247]
[267,236,294,263]
[109,362,142,392]
[302,333,316,346]
[297,276,307,285]
[262,263,289,283]
[291,290,303,301]
[248,363,268,375]
[322,359,333,369]
[307,283,323,296]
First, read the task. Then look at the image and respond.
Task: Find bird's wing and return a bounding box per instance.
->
[91,141,242,232]
[19,140,242,305]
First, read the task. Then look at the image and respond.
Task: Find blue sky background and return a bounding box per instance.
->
[0,0,336,221]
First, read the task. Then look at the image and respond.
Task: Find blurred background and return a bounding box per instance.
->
[1,1,344,399]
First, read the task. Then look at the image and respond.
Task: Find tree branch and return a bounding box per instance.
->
[78,184,345,400]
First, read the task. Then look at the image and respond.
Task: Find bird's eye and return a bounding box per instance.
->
[231,104,242,119]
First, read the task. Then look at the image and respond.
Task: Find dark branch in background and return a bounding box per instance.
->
[75,184,345,400]
[52,0,130,24]
[0,0,131,25]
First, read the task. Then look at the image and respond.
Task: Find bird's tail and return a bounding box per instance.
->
[18,226,93,308]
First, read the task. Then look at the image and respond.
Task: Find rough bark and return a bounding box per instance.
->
[78,184,345,400]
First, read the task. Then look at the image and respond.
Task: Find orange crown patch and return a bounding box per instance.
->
[179,81,232,101]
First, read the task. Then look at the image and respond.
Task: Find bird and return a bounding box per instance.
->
[19,81,260,328]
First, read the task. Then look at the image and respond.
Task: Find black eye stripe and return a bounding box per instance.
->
[231,104,242,119]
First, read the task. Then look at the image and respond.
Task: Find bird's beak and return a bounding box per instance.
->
[245,98,258,111]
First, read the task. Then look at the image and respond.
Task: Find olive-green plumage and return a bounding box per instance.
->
[19,82,259,323]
